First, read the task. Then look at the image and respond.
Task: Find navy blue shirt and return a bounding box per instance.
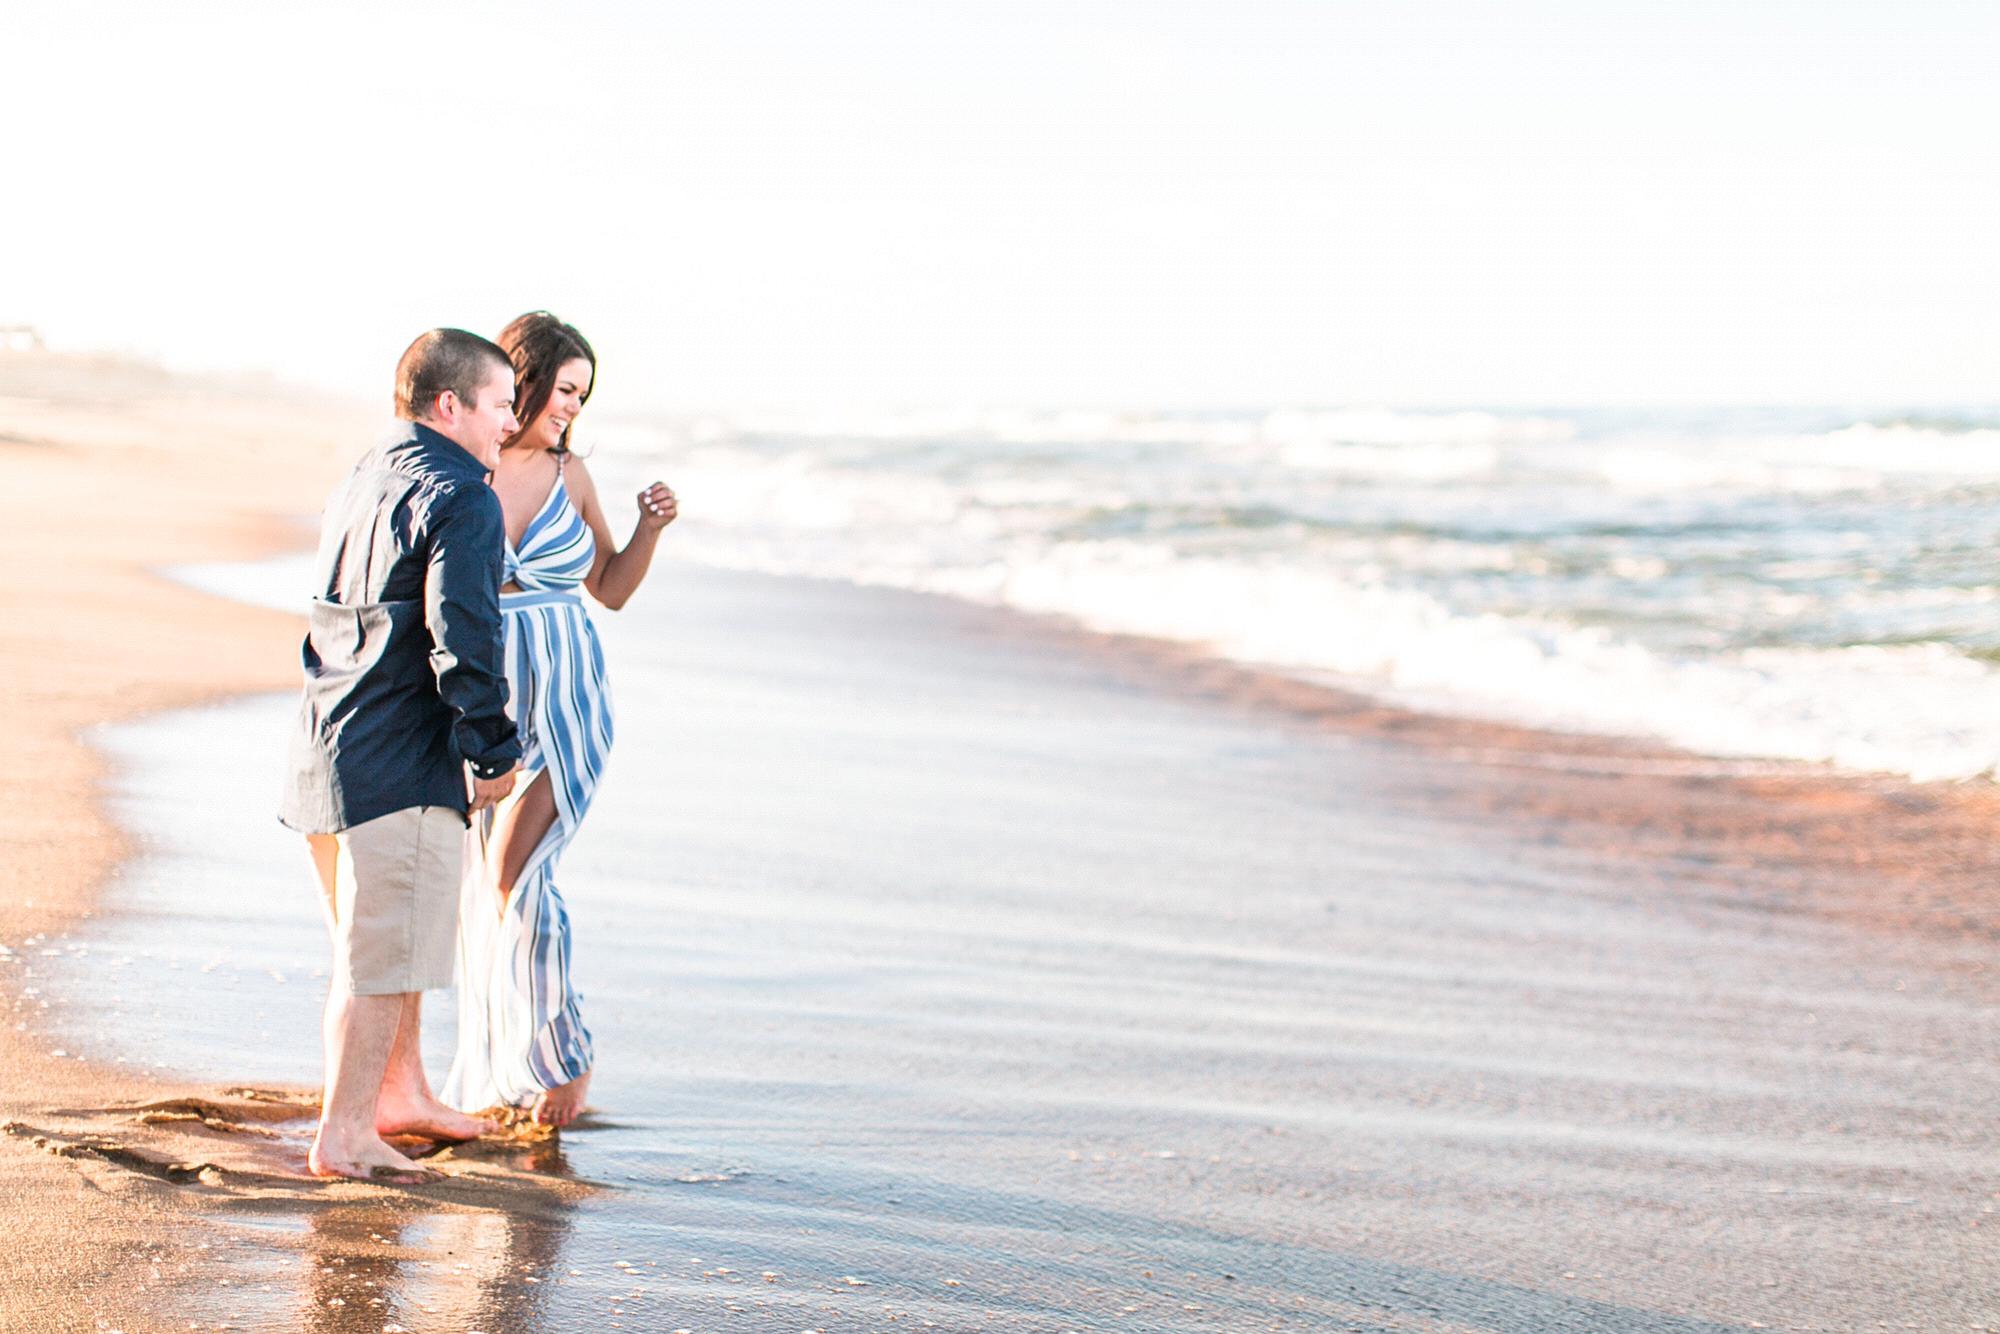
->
[279,421,523,833]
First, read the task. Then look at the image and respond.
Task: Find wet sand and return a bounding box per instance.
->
[4,358,1998,1332]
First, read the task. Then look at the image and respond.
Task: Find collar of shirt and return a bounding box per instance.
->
[387,418,494,483]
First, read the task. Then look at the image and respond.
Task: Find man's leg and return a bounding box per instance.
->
[375,992,487,1140]
[304,833,434,1182]
[311,978,431,1180]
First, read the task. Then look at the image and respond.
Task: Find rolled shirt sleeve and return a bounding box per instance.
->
[424,486,522,780]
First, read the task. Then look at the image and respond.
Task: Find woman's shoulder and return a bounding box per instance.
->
[558,448,603,500]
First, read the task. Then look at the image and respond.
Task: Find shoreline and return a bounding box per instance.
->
[4,362,1996,1329]
[615,556,2000,946]
[1077,624,2000,948]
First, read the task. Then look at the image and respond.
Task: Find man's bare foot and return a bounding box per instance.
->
[376,1088,493,1142]
[530,1070,592,1128]
[309,1129,440,1185]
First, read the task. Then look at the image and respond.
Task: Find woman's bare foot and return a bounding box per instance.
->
[375,1088,493,1142]
[531,1070,592,1128]
[309,1129,441,1185]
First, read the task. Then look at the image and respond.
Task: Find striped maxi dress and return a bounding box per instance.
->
[443,462,612,1111]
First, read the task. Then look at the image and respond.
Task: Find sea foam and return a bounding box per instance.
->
[524,406,2000,782]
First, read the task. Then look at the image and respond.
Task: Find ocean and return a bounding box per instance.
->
[581,404,2000,783]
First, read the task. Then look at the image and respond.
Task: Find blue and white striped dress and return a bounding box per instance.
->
[444,464,611,1111]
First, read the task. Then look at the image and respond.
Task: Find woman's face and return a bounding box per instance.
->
[535,356,594,449]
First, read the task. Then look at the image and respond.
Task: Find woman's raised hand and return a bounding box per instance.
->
[638,481,677,532]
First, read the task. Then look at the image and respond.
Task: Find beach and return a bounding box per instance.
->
[3,359,1998,1333]
[0,355,357,1331]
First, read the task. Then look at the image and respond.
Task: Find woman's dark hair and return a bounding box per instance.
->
[496,312,596,454]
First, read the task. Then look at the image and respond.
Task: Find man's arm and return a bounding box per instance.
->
[424,487,522,799]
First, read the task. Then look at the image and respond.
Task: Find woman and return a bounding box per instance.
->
[443,312,677,1127]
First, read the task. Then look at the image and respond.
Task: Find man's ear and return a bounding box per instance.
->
[432,390,460,423]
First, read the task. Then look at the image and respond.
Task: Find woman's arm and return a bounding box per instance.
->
[567,454,677,611]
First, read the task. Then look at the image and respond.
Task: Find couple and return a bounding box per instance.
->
[277,316,675,1182]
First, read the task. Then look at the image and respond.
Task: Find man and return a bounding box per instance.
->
[280,329,524,1183]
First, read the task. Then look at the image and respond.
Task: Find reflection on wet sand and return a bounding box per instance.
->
[295,1135,577,1331]
[2,1082,594,1330]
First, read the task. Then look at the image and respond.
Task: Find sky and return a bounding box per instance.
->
[5,0,1996,412]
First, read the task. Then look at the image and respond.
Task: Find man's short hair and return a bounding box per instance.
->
[394,328,512,421]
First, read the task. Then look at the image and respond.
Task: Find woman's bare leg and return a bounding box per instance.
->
[484,770,558,910]
[307,834,340,932]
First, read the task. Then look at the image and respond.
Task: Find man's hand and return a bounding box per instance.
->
[468,764,519,814]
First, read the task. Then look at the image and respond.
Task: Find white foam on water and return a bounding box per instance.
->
[672,529,2000,783]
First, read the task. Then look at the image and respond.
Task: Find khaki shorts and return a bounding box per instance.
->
[322,806,464,995]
